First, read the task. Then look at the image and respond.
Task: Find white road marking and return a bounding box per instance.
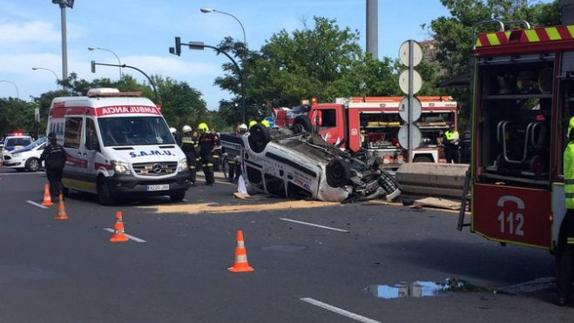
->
[26,200,48,209]
[300,298,381,323]
[0,172,43,176]
[103,228,147,243]
[279,218,349,233]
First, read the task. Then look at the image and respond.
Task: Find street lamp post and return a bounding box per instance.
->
[0,80,20,99]
[90,61,160,106]
[32,67,61,89]
[51,0,74,81]
[200,7,247,47]
[170,38,246,123]
[88,47,122,79]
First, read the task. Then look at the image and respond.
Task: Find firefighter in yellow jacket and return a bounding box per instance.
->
[198,122,220,185]
[558,116,574,305]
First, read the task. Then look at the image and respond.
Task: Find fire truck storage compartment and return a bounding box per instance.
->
[359,112,401,149]
[477,55,553,185]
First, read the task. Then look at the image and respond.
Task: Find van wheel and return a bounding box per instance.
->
[293,116,312,133]
[326,158,351,188]
[97,178,115,206]
[169,190,186,202]
[248,124,271,153]
[25,158,40,172]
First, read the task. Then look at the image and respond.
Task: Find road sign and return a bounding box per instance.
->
[399,96,421,122]
[398,124,422,150]
[399,40,423,67]
[399,70,422,95]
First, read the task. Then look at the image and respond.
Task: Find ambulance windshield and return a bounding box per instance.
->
[98,116,175,146]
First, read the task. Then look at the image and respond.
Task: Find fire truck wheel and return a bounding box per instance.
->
[326,158,351,188]
[248,124,271,153]
[293,116,312,133]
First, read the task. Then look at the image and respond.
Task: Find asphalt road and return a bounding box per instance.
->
[0,167,572,323]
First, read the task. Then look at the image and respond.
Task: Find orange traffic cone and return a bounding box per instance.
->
[109,211,129,243]
[228,230,255,273]
[54,195,69,221]
[41,183,53,207]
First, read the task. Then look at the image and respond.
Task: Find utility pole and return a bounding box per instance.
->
[366,0,378,59]
[52,0,74,81]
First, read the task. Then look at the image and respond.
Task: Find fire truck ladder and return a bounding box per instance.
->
[457,168,471,231]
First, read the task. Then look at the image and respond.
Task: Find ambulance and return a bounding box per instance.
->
[47,88,191,205]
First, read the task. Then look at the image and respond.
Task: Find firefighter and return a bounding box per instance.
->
[443,125,460,163]
[261,119,271,128]
[227,123,248,182]
[198,122,220,185]
[39,132,67,202]
[211,128,222,171]
[558,116,574,305]
[181,125,198,186]
[170,127,182,146]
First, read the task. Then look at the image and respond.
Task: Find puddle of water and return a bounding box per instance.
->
[365,278,490,299]
[261,245,307,252]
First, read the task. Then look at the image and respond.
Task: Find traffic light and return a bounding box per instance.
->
[170,36,182,56]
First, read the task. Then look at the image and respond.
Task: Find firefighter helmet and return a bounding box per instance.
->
[261,119,270,128]
[198,122,209,132]
[169,127,177,134]
[238,123,248,131]
[182,125,192,133]
[248,120,258,128]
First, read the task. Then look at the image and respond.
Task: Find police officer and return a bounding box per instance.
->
[559,116,574,305]
[198,122,220,185]
[39,132,67,202]
[181,125,198,186]
[443,125,460,163]
[227,123,248,182]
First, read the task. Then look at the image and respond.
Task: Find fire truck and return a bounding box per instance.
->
[273,96,458,167]
[463,21,574,285]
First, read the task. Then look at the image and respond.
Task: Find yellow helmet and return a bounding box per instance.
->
[261,119,270,128]
[248,120,258,128]
[198,122,209,132]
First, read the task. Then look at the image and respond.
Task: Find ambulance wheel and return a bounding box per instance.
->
[169,190,186,202]
[62,186,70,198]
[326,158,351,188]
[248,124,271,153]
[97,177,116,206]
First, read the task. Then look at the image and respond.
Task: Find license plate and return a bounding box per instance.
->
[147,184,170,191]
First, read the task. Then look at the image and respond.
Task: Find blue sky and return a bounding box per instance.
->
[0,0,451,108]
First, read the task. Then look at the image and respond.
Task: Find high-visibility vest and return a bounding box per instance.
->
[445,130,459,142]
[565,141,574,209]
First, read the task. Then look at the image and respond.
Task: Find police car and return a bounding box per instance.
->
[1,134,33,164]
[2,137,46,172]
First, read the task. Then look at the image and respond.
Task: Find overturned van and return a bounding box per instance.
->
[241,124,401,202]
[47,88,190,205]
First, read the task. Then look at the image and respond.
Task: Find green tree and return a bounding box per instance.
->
[0,98,38,135]
[215,17,405,123]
